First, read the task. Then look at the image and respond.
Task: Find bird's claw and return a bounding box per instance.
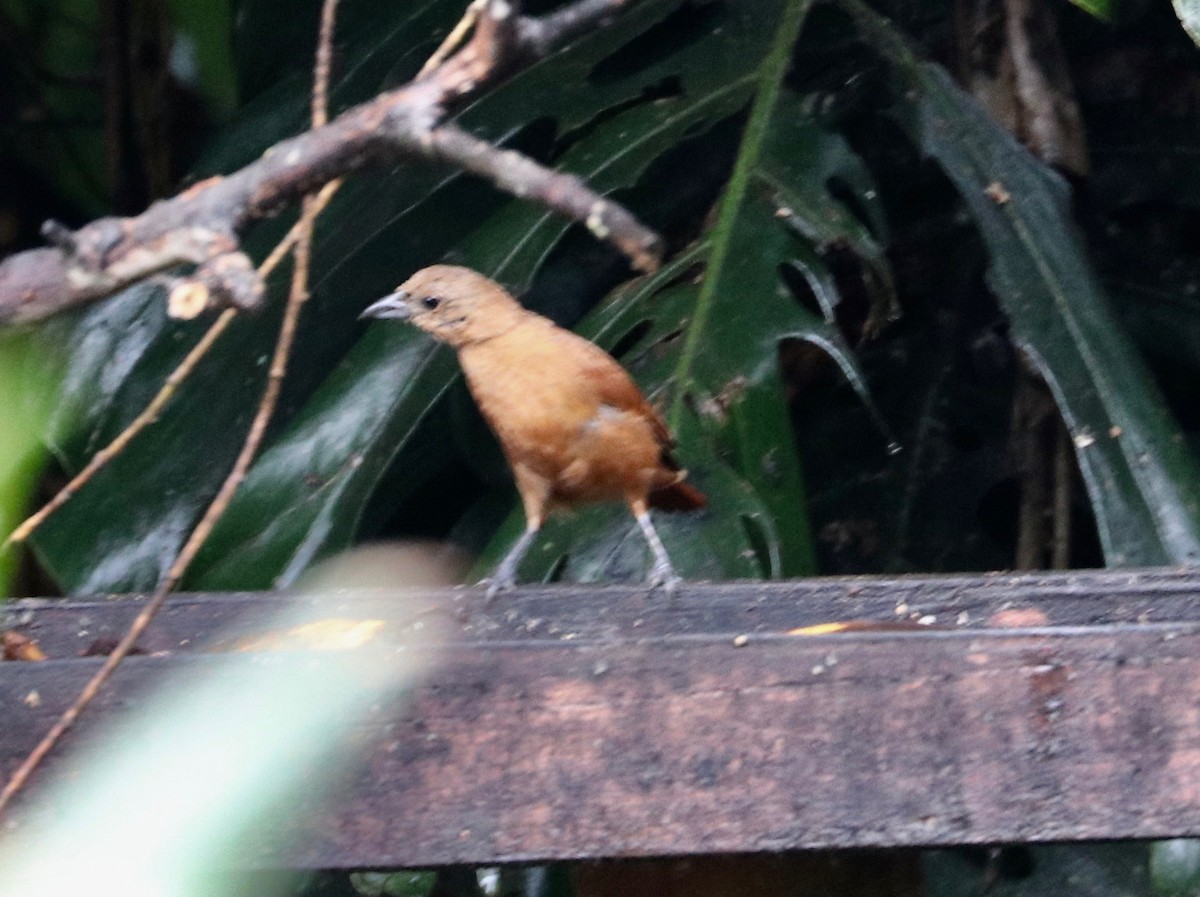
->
[481,575,515,603]
[647,562,681,596]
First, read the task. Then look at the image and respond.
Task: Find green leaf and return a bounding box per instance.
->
[1152,839,1200,897]
[475,0,896,585]
[847,2,1200,567]
[350,870,437,897]
[0,332,58,597]
[1069,0,1115,21]
[183,0,789,589]
[187,329,458,589]
[34,0,893,593]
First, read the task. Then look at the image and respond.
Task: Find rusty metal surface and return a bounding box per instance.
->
[3,569,1200,867]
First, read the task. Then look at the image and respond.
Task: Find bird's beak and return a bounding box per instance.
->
[359,290,412,321]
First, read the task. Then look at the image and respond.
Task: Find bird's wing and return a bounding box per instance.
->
[550,324,676,451]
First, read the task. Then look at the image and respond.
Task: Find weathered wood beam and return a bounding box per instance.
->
[3,568,1200,867]
[7,567,1200,657]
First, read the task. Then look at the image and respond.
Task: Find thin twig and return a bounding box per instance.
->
[0,0,341,816]
[420,0,486,76]
[313,0,338,127]
[3,308,234,548]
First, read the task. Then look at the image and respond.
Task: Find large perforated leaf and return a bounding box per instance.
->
[845,1,1200,566]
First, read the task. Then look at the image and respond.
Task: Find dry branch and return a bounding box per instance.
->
[0,0,659,326]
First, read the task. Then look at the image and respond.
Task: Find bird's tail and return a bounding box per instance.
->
[649,478,707,512]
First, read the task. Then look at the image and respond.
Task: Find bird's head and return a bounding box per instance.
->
[360,265,526,348]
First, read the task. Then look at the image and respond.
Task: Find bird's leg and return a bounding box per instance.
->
[631,499,682,593]
[484,525,539,601]
[483,463,549,601]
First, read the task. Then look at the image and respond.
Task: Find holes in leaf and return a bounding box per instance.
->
[506,116,560,164]
[545,552,570,584]
[588,1,725,85]
[608,319,654,360]
[779,255,878,347]
[779,337,834,399]
[553,77,684,159]
[739,513,773,578]
[658,326,686,347]
[827,177,882,241]
[778,261,829,320]
[617,112,745,246]
[663,262,705,291]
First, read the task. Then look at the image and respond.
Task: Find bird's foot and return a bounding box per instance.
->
[480,574,516,603]
[647,560,682,596]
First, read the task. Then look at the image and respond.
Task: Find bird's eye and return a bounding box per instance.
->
[422,295,441,310]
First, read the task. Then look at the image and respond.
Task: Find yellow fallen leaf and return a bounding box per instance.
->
[219,618,386,653]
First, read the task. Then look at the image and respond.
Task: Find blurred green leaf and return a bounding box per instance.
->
[1151,839,1200,897]
[1068,0,1115,21]
[350,870,437,897]
[0,332,58,597]
[166,0,238,116]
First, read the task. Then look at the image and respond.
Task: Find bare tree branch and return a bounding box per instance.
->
[516,0,635,56]
[0,0,658,326]
[428,124,661,272]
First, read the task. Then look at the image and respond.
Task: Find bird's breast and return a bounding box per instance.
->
[459,336,664,503]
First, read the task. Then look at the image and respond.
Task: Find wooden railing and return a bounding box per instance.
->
[3,567,1199,868]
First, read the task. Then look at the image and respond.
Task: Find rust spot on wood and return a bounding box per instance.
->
[1027,652,1068,734]
[2,631,45,662]
[988,608,1050,628]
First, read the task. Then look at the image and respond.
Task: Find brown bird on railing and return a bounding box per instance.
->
[361,265,706,597]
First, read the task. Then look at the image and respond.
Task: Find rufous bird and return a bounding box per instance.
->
[360,265,706,596]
